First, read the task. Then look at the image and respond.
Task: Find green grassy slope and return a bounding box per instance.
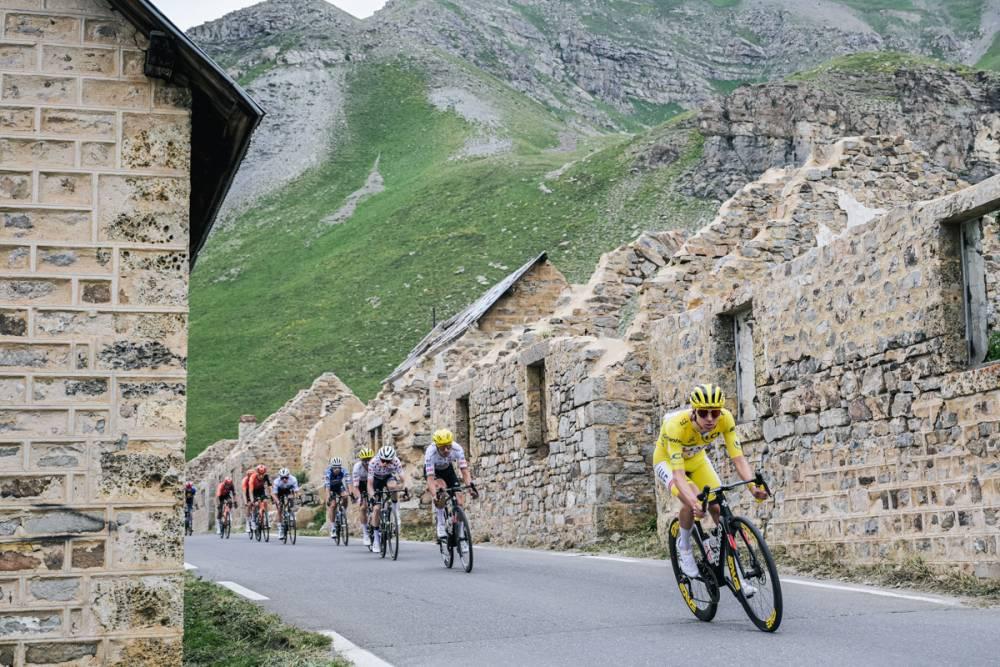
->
[187,58,711,458]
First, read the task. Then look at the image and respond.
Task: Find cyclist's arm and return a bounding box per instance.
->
[655,418,702,512]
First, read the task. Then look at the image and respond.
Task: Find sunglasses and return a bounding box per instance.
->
[696,409,722,419]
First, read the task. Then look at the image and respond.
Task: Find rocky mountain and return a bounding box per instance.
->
[183,0,1000,458]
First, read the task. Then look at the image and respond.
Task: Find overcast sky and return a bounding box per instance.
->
[155,0,388,30]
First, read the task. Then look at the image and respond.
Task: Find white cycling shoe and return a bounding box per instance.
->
[363,531,371,547]
[678,547,699,578]
[436,523,448,540]
[736,569,757,598]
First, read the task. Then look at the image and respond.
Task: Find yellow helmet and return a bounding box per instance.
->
[358,448,375,460]
[690,383,725,409]
[432,428,454,446]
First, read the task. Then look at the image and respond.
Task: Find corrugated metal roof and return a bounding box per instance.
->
[108,0,265,266]
[385,252,548,383]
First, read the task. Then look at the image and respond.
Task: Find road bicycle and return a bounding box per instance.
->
[371,487,408,560]
[331,495,350,546]
[436,484,476,573]
[667,473,782,632]
[278,496,298,545]
[220,499,235,539]
[253,498,270,543]
[184,505,194,536]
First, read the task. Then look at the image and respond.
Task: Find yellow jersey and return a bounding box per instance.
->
[653,409,743,472]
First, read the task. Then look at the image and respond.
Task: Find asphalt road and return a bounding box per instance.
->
[185,533,1000,666]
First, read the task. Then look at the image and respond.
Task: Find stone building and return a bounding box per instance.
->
[0,0,261,664]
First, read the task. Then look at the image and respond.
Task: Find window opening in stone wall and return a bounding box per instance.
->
[456,394,471,454]
[369,425,382,450]
[525,359,549,458]
[733,307,758,422]
[959,217,991,365]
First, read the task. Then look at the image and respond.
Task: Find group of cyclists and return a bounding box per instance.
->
[183,381,767,581]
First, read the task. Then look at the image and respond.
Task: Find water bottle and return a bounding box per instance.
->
[706,531,720,564]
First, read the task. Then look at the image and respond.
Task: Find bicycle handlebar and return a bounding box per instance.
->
[697,472,771,512]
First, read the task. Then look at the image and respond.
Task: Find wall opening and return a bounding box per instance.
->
[525,359,549,458]
[960,217,991,365]
[733,307,758,421]
[369,424,382,450]
[456,394,471,453]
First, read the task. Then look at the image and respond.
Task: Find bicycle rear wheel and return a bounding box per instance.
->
[388,507,400,561]
[440,517,454,569]
[455,507,473,573]
[342,510,349,546]
[667,519,719,622]
[263,512,270,543]
[728,516,782,632]
[290,514,297,545]
[224,511,231,539]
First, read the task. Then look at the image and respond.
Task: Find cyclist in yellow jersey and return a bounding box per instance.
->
[653,383,768,582]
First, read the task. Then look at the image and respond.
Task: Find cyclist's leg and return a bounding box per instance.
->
[687,457,723,529]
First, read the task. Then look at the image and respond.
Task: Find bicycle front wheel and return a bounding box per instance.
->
[263,513,270,543]
[224,513,231,539]
[455,507,474,573]
[290,515,297,545]
[728,517,782,632]
[342,512,349,546]
[667,519,718,622]
[388,507,400,561]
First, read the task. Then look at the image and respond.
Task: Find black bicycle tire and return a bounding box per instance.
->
[290,514,297,545]
[729,516,783,632]
[455,506,473,573]
[263,512,270,543]
[342,509,349,546]
[379,506,388,558]
[389,507,400,561]
[667,518,718,622]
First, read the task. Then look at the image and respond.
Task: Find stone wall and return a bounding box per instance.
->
[185,373,362,532]
[0,0,191,662]
[651,155,1000,575]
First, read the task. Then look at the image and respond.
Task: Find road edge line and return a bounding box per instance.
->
[782,577,962,606]
[320,630,395,667]
[217,581,269,601]
[183,562,197,570]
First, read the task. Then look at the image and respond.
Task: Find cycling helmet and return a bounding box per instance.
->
[184,481,193,489]
[690,383,725,409]
[432,428,454,446]
[377,445,396,461]
[256,464,267,474]
[278,467,290,477]
[330,457,343,467]
[358,448,375,460]
[224,477,232,484]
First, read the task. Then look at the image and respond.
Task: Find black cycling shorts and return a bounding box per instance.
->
[372,475,396,498]
[430,464,460,491]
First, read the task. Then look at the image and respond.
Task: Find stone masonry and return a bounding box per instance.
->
[0,0,193,663]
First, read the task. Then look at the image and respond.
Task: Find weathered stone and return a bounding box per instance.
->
[4,14,80,43]
[40,108,115,138]
[81,79,150,109]
[29,577,79,602]
[121,113,192,170]
[22,511,104,536]
[25,641,97,664]
[2,75,76,104]
[97,176,189,244]
[42,45,118,76]
[39,172,91,206]
[0,208,92,242]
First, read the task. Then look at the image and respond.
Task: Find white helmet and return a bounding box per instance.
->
[330,457,342,467]
[377,445,396,461]
[278,467,290,477]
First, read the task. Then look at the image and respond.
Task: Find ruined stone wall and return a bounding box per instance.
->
[651,172,1000,575]
[185,373,358,532]
[0,0,191,662]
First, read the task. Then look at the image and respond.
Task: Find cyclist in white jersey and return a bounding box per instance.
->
[425,428,478,542]
[366,445,408,552]
[352,448,374,546]
[271,468,300,540]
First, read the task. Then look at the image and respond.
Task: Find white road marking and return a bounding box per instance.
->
[321,630,394,667]
[781,577,961,606]
[183,562,198,570]
[217,581,269,601]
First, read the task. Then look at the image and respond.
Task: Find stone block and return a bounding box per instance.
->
[18,510,104,536]
[107,636,180,667]
[0,344,71,370]
[118,249,187,306]
[38,246,112,274]
[90,575,181,632]
[0,611,61,637]
[0,476,64,502]
[0,172,32,201]
[83,18,146,47]
[121,113,191,170]
[80,280,111,304]
[0,138,76,168]
[70,540,104,569]
[73,410,107,435]
[97,175,189,244]
[33,310,109,337]
[116,380,185,434]
[0,208,92,242]
[0,309,27,336]
[42,45,117,75]
[0,445,21,472]
[80,141,115,168]
[586,401,627,425]
[29,442,84,470]
[39,172,91,206]
[0,278,71,305]
[122,49,144,78]
[41,108,115,138]
[29,577,79,602]
[32,376,109,403]
[0,245,29,271]
[0,377,25,403]
[819,407,850,428]
[81,79,150,109]
[24,641,99,665]
[0,43,37,70]
[0,644,11,667]
[1,75,76,104]
[152,82,191,110]
[0,542,63,572]
[111,509,181,568]
[96,339,185,372]
[580,428,610,458]
[0,106,35,132]
[4,14,81,43]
